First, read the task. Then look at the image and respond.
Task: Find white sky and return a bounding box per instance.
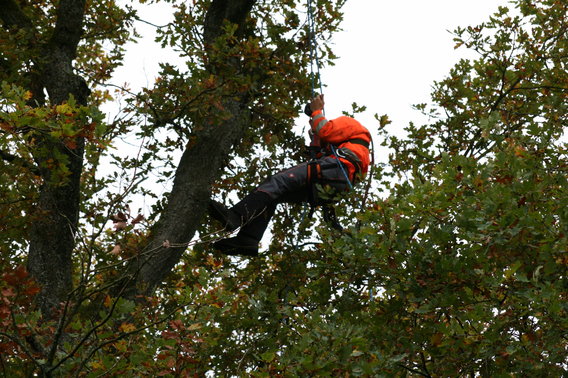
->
[114,0,508,151]
[325,1,508,134]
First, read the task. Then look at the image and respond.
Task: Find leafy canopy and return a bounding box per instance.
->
[0,0,566,376]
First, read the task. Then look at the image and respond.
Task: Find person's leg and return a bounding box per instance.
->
[209,190,273,232]
[212,202,276,256]
[255,161,309,200]
[210,162,310,229]
[210,163,309,256]
[210,157,353,256]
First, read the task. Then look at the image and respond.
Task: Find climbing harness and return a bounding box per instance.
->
[331,146,355,189]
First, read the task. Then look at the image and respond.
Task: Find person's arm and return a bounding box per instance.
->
[309,94,367,145]
[309,94,327,134]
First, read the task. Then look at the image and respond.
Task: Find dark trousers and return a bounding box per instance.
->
[235,156,351,241]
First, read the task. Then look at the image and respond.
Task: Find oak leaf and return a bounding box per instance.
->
[110,244,122,255]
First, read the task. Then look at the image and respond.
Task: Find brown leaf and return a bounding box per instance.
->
[113,221,127,231]
[110,244,122,255]
[64,139,77,149]
[119,322,136,333]
[104,295,112,308]
[1,287,16,298]
[131,214,144,225]
[23,285,40,296]
[14,265,28,280]
[110,212,127,222]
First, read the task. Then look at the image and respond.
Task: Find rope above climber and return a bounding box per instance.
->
[208,94,372,256]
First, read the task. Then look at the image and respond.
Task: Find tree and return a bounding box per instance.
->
[225,0,565,375]
[1,0,346,375]
[1,0,566,376]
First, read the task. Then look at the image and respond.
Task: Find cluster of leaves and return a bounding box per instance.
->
[0,261,205,376]
[0,84,105,255]
[1,0,349,375]
[123,0,345,198]
[172,0,566,375]
[1,266,41,374]
[1,0,566,376]
[240,1,565,375]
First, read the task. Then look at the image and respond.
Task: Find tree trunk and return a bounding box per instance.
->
[2,0,258,309]
[128,0,257,297]
[131,100,250,295]
[0,0,90,315]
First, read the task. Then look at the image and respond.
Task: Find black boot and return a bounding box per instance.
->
[208,200,241,231]
[232,191,274,225]
[213,235,259,256]
[212,191,276,257]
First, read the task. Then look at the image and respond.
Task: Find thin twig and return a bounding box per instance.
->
[0,332,44,372]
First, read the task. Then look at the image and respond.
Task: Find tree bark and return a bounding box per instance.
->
[0,0,90,315]
[132,100,250,295]
[128,0,257,296]
[203,0,256,44]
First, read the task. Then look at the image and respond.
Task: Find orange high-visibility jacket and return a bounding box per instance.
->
[310,109,372,179]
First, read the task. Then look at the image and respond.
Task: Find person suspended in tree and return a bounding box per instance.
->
[208,94,372,256]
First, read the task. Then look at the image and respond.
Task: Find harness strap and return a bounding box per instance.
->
[345,138,370,149]
[334,147,363,179]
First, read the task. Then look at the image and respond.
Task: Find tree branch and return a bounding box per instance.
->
[0,149,39,174]
[127,0,258,298]
[48,0,87,60]
[465,74,524,157]
[203,0,256,45]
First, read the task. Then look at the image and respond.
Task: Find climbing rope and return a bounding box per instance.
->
[306,1,352,189]
[307,0,324,99]
[306,4,377,299]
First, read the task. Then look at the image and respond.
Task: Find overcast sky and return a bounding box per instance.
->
[325,1,508,131]
[113,0,507,152]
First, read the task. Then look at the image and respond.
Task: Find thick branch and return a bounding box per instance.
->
[43,0,90,104]
[129,0,257,296]
[134,99,250,294]
[27,0,90,316]
[49,0,87,61]
[203,0,256,45]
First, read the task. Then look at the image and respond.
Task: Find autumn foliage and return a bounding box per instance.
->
[1,0,566,376]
